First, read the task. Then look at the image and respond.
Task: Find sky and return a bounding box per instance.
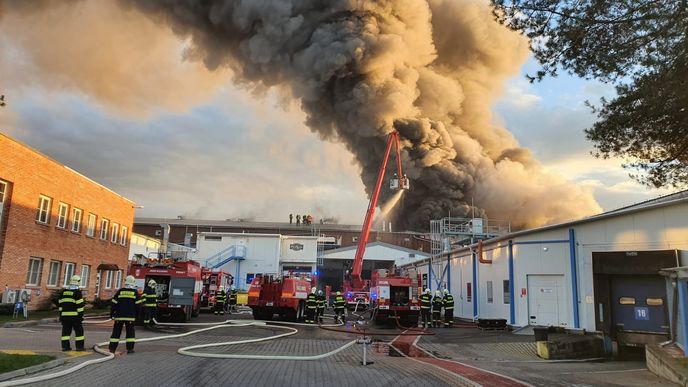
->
[0,1,675,229]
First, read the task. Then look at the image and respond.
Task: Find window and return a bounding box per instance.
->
[120,226,128,246]
[111,223,119,243]
[352,236,359,242]
[647,298,663,306]
[80,265,90,288]
[619,297,636,305]
[503,280,510,304]
[115,270,122,288]
[63,263,75,287]
[0,180,7,229]
[86,213,97,237]
[246,273,256,284]
[26,257,43,286]
[100,219,109,240]
[105,270,113,289]
[486,281,494,303]
[71,208,82,233]
[204,235,221,241]
[466,282,472,303]
[47,261,61,287]
[36,195,52,224]
[56,203,69,228]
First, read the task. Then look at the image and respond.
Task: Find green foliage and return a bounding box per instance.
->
[491,0,688,187]
[0,353,55,373]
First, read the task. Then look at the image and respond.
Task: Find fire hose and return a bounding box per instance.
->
[0,317,350,386]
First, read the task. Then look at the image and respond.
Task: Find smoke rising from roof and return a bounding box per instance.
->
[2,0,602,230]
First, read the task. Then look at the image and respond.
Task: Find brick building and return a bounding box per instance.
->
[0,133,135,309]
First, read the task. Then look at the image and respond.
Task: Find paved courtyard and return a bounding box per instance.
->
[0,312,677,387]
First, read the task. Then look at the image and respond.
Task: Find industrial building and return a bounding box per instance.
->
[0,133,135,308]
[404,191,688,351]
[133,217,431,252]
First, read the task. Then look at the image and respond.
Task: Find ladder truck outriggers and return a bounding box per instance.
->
[343,131,420,325]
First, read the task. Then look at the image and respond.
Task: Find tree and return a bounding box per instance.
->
[491,0,688,188]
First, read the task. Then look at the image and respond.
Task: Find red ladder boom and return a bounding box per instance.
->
[350,131,406,289]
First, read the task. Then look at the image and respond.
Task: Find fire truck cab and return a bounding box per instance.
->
[370,269,420,326]
[129,254,203,322]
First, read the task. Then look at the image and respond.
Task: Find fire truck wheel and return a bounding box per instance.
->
[191,305,200,317]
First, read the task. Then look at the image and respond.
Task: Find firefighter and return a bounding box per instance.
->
[316,290,326,324]
[142,279,157,327]
[419,288,432,328]
[432,290,443,328]
[58,275,85,351]
[333,291,345,323]
[214,286,227,315]
[228,286,238,313]
[305,288,317,324]
[443,289,454,327]
[109,275,142,354]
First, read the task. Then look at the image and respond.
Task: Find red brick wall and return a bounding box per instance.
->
[0,134,135,309]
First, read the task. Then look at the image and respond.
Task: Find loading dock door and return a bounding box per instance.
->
[610,276,668,334]
[527,275,568,326]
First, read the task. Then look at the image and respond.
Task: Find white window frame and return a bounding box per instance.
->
[63,262,76,287]
[86,213,97,237]
[115,270,122,288]
[71,208,82,233]
[80,265,90,288]
[56,203,69,229]
[105,270,113,289]
[26,257,43,286]
[47,261,61,287]
[111,223,119,243]
[100,219,109,240]
[120,226,128,246]
[36,195,52,224]
[0,180,7,229]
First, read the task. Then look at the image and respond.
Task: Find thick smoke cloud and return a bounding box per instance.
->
[1,0,602,230]
[118,0,599,229]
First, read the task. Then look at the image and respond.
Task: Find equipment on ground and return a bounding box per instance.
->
[247,273,313,321]
[129,253,203,322]
[343,131,418,324]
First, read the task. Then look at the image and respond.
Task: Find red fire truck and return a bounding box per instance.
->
[247,273,312,321]
[129,255,203,322]
[369,269,421,326]
[200,268,233,311]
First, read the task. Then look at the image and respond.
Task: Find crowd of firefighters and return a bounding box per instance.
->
[58,275,455,353]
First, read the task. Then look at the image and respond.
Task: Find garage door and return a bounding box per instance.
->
[528,275,568,326]
[610,276,668,334]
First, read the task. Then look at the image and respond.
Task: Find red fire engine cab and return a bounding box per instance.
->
[247,273,313,321]
[369,269,421,325]
[200,268,233,311]
[129,254,202,322]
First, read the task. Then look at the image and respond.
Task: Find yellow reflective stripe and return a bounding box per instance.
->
[144,304,157,307]
[75,336,84,340]
[114,317,135,321]
[63,291,74,296]
[76,307,84,312]
[61,336,70,340]
[62,312,79,316]
[126,338,136,343]
[118,294,136,299]
[59,298,77,303]
[76,299,84,304]
[135,300,143,304]
[111,299,118,304]
[59,307,63,311]
[110,339,120,343]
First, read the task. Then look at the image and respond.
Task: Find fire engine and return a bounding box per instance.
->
[343,130,419,325]
[129,253,203,322]
[200,268,233,311]
[247,273,313,321]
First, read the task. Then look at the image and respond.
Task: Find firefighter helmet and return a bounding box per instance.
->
[318,290,324,296]
[125,275,136,287]
[336,291,341,296]
[425,288,431,294]
[219,286,225,292]
[435,290,441,297]
[69,275,81,286]
[311,287,317,294]
[444,288,449,295]
[148,279,156,287]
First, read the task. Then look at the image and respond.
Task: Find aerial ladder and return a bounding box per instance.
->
[344,131,410,310]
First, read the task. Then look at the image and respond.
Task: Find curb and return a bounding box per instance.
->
[0,358,65,382]
[2,312,109,328]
